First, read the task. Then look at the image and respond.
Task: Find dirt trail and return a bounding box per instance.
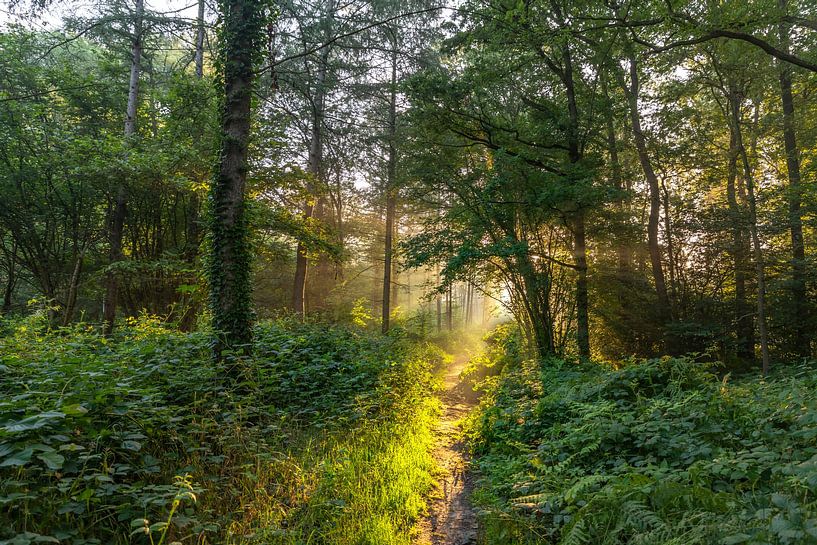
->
[417,355,480,545]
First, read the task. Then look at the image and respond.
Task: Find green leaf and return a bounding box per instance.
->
[722,535,752,544]
[121,440,142,452]
[0,447,34,467]
[37,451,65,470]
[3,411,66,433]
[62,404,89,416]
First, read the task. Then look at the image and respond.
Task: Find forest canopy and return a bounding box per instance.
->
[2,0,817,369]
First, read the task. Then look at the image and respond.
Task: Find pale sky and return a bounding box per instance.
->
[1,0,203,30]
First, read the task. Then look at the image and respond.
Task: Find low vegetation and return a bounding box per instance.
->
[468,327,817,545]
[0,314,444,545]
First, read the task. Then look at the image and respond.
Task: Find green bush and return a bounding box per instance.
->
[468,348,817,545]
[0,315,443,545]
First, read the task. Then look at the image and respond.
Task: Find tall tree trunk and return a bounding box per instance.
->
[729,89,770,374]
[777,0,809,356]
[208,0,263,358]
[661,177,678,303]
[574,212,590,356]
[382,41,398,333]
[552,15,590,358]
[382,198,396,332]
[726,129,755,362]
[391,215,399,308]
[602,73,630,275]
[446,284,453,331]
[621,56,673,342]
[435,265,442,333]
[292,44,329,316]
[103,0,143,334]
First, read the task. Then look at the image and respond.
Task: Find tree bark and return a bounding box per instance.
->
[777,0,809,356]
[446,283,453,331]
[62,252,84,326]
[103,0,143,334]
[435,265,442,333]
[621,56,673,341]
[382,40,398,333]
[292,40,330,316]
[729,89,770,374]
[2,239,16,315]
[726,128,755,362]
[552,13,590,358]
[208,0,262,358]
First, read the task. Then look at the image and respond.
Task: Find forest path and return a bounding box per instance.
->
[417,353,480,545]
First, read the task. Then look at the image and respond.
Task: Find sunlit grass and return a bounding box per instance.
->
[0,314,448,545]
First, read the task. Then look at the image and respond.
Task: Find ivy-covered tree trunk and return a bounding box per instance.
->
[208,0,266,358]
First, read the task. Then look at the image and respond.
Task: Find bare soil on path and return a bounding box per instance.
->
[417,355,480,545]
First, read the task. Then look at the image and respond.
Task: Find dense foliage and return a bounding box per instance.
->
[0,315,442,544]
[468,327,817,544]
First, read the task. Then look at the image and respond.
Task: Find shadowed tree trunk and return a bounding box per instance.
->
[777,0,809,356]
[382,39,398,333]
[2,239,16,315]
[725,128,755,362]
[729,88,770,374]
[620,56,673,348]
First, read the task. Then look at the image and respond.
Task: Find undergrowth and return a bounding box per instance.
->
[467,326,817,545]
[0,314,443,545]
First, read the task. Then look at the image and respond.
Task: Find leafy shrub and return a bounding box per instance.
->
[468,347,817,545]
[0,316,442,544]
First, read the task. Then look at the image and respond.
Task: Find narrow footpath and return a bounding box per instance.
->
[417,355,480,545]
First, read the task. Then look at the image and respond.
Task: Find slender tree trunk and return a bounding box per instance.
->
[777,0,809,356]
[621,57,673,340]
[293,46,329,316]
[446,284,453,331]
[382,41,398,333]
[729,89,770,374]
[603,74,630,275]
[435,265,442,333]
[103,0,143,334]
[661,177,678,303]
[465,282,473,326]
[391,215,399,307]
[574,212,590,356]
[185,0,205,266]
[208,0,262,358]
[2,239,16,315]
[553,20,590,358]
[726,129,755,362]
[382,198,396,332]
[62,252,84,326]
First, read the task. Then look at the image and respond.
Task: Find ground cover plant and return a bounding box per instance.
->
[0,313,443,545]
[467,327,817,545]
